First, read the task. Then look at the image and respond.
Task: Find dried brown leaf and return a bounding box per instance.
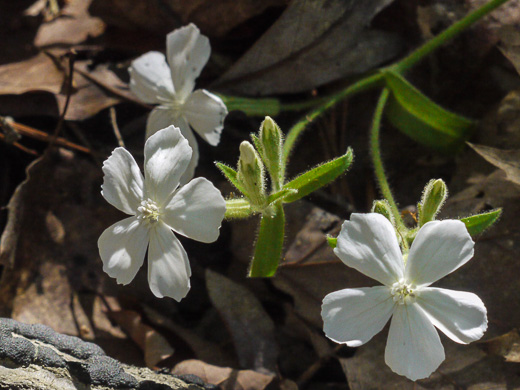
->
[109,310,174,368]
[142,305,237,367]
[0,150,120,335]
[215,0,402,95]
[0,52,126,120]
[0,156,43,268]
[273,207,373,328]
[205,269,279,374]
[172,359,279,390]
[34,0,105,47]
[468,142,520,186]
[89,0,287,37]
[0,53,63,95]
[340,331,496,389]
[479,329,520,363]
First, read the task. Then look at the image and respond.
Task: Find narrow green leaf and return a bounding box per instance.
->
[327,236,337,248]
[460,208,502,237]
[383,71,475,152]
[282,148,354,203]
[249,203,285,277]
[267,188,298,205]
[215,162,249,197]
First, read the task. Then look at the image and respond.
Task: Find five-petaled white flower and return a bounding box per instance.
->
[321,213,487,381]
[129,23,228,184]
[98,126,226,301]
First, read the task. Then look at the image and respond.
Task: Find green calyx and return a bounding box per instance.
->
[237,141,268,210]
[418,179,448,226]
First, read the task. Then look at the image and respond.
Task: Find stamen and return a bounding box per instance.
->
[137,199,161,225]
[390,279,417,305]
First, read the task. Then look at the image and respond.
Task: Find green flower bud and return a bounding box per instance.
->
[371,199,395,227]
[418,179,448,226]
[259,116,283,188]
[237,141,267,209]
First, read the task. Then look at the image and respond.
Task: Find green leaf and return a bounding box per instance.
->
[249,203,285,277]
[383,70,475,152]
[267,188,298,205]
[327,236,337,248]
[215,162,249,197]
[282,148,354,203]
[460,209,502,237]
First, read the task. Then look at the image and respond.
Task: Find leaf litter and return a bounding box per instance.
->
[1,0,520,388]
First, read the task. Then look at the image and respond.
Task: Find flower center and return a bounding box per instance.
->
[390,279,417,305]
[137,199,161,225]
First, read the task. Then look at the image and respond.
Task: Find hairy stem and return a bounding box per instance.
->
[391,0,511,73]
[370,88,408,247]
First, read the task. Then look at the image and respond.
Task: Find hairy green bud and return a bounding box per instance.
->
[259,116,284,189]
[237,141,267,209]
[371,199,395,227]
[418,179,448,226]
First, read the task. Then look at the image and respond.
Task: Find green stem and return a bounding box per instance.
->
[392,0,511,73]
[279,96,331,111]
[370,88,407,245]
[217,94,282,117]
[282,73,385,168]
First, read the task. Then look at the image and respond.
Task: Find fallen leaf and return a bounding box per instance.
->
[0,150,122,337]
[34,0,105,47]
[89,0,288,37]
[339,330,512,390]
[142,304,237,367]
[205,269,279,375]
[215,0,402,95]
[0,53,63,95]
[109,310,175,368]
[0,156,42,268]
[172,359,283,390]
[0,52,127,120]
[273,206,373,328]
[468,142,520,186]
[479,329,520,363]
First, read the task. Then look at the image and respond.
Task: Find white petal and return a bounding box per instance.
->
[147,223,191,301]
[405,220,474,287]
[144,126,192,206]
[334,213,404,286]
[321,286,395,347]
[183,89,227,146]
[101,147,144,215]
[385,304,445,381]
[163,177,226,243]
[146,106,177,139]
[417,287,487,344]
[129,51,174,104]
[98,216,149,285]
[167,24,210,100]
[176,117,199,185]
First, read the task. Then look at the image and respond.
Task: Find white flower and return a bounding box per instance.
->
[98,126,226,301]
[321,213,487,381]
[129,23,228,184]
